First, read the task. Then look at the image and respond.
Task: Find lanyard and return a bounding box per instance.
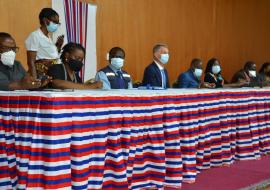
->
[62,64,77,83]
[209,73,217,82]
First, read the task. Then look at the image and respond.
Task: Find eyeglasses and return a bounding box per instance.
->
[0,45,19,53]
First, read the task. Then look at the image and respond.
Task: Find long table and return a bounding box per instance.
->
[0,88,270,189]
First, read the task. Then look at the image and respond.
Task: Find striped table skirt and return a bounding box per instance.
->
[0,88,270,189]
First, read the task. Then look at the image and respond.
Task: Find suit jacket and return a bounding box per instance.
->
[142,62,170,88]
[231,69,260,87]
[177,69,200,88]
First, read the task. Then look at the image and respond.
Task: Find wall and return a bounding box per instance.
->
[1,0,270,83]
[0,0,50,69]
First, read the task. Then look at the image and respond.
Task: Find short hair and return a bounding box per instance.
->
[0,32,13,43]
[259,62,270,73]
[191,58,202,67]
[153,43,168,54]
[39,8,59,25]
[205,58,219,73]
[60,42,85,63]
[244,61,256,70]
[109,47,125,59]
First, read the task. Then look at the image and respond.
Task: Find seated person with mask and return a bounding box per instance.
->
[177,58,214,88]
[231,61,259,87]
[258,62,270,86]
[204,58,247,88]
[0,32,46,90]
[142,43,170,88]
[48,42,102,89]
[95,47,132,89]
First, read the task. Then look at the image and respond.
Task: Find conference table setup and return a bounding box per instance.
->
[0,88,270,190]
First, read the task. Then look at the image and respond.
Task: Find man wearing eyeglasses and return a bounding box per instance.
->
[0,32,47,90]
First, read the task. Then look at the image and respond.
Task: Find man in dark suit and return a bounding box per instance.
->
[231,61,260,87]
[177,58,215,88]
[142,43,170,88]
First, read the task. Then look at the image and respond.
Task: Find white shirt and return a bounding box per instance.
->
[25,28,59,60]
[154,60,165,88]
[154,60,164,71]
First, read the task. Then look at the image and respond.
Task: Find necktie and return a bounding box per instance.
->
[160,69,166,88]
[117,71,125,89]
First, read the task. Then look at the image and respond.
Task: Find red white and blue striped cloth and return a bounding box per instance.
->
[0,89,270,189]
[63,0,89,81]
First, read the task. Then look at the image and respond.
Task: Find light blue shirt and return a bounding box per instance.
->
[95,64,133,90]
[154,60,166,88]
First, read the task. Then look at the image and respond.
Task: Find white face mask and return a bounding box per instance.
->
[111,58,124,69]
[1,50,16,67]
[249,70,256,77]
[194,68,203,78]
[212,65,221,74]
[160,54,169,64]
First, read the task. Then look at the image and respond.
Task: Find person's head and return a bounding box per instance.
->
[39,8,60,33]
[109,47,125,70]
[205,58,221,75]
[259,62,270,76]
[244,61,256,78]
[190,58,203,78]
[60,42,85,72]
[153,43,169,65]
[0,32,18,67]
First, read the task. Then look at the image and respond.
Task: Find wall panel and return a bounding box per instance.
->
[1,0,269,83]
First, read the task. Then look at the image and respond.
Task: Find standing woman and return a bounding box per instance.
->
[204,58,224,88]
[25,8,64,79]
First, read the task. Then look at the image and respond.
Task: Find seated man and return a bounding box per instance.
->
[231,61,260,87]
[95,47,132,89]
[258,62,270,86]
[142,43,170,88]
[48,42,102,89]
[177,58,214,88]
[0,32,44,90]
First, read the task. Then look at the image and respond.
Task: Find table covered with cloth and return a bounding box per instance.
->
[0,88,270,189]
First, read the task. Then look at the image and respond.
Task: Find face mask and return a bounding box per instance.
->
[217,75,223,81]
[68,59,83,72]
[160,54,169,64]
[0,50,16,67]
[249,70,256,77]
[212,65,221,74]
[111,58,124,69]
[194,68,203,78]
[46,21,58,33]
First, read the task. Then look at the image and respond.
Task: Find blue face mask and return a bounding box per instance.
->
[111,58,124,69]
[46,21,58,33]
[194,68,203,78]
[212,65,221,74]
[160,54,169,64]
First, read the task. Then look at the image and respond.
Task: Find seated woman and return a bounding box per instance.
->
[48,42,102,89]
[258,62,270,86]
[204,58,224,88]
[204,58,247,88]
